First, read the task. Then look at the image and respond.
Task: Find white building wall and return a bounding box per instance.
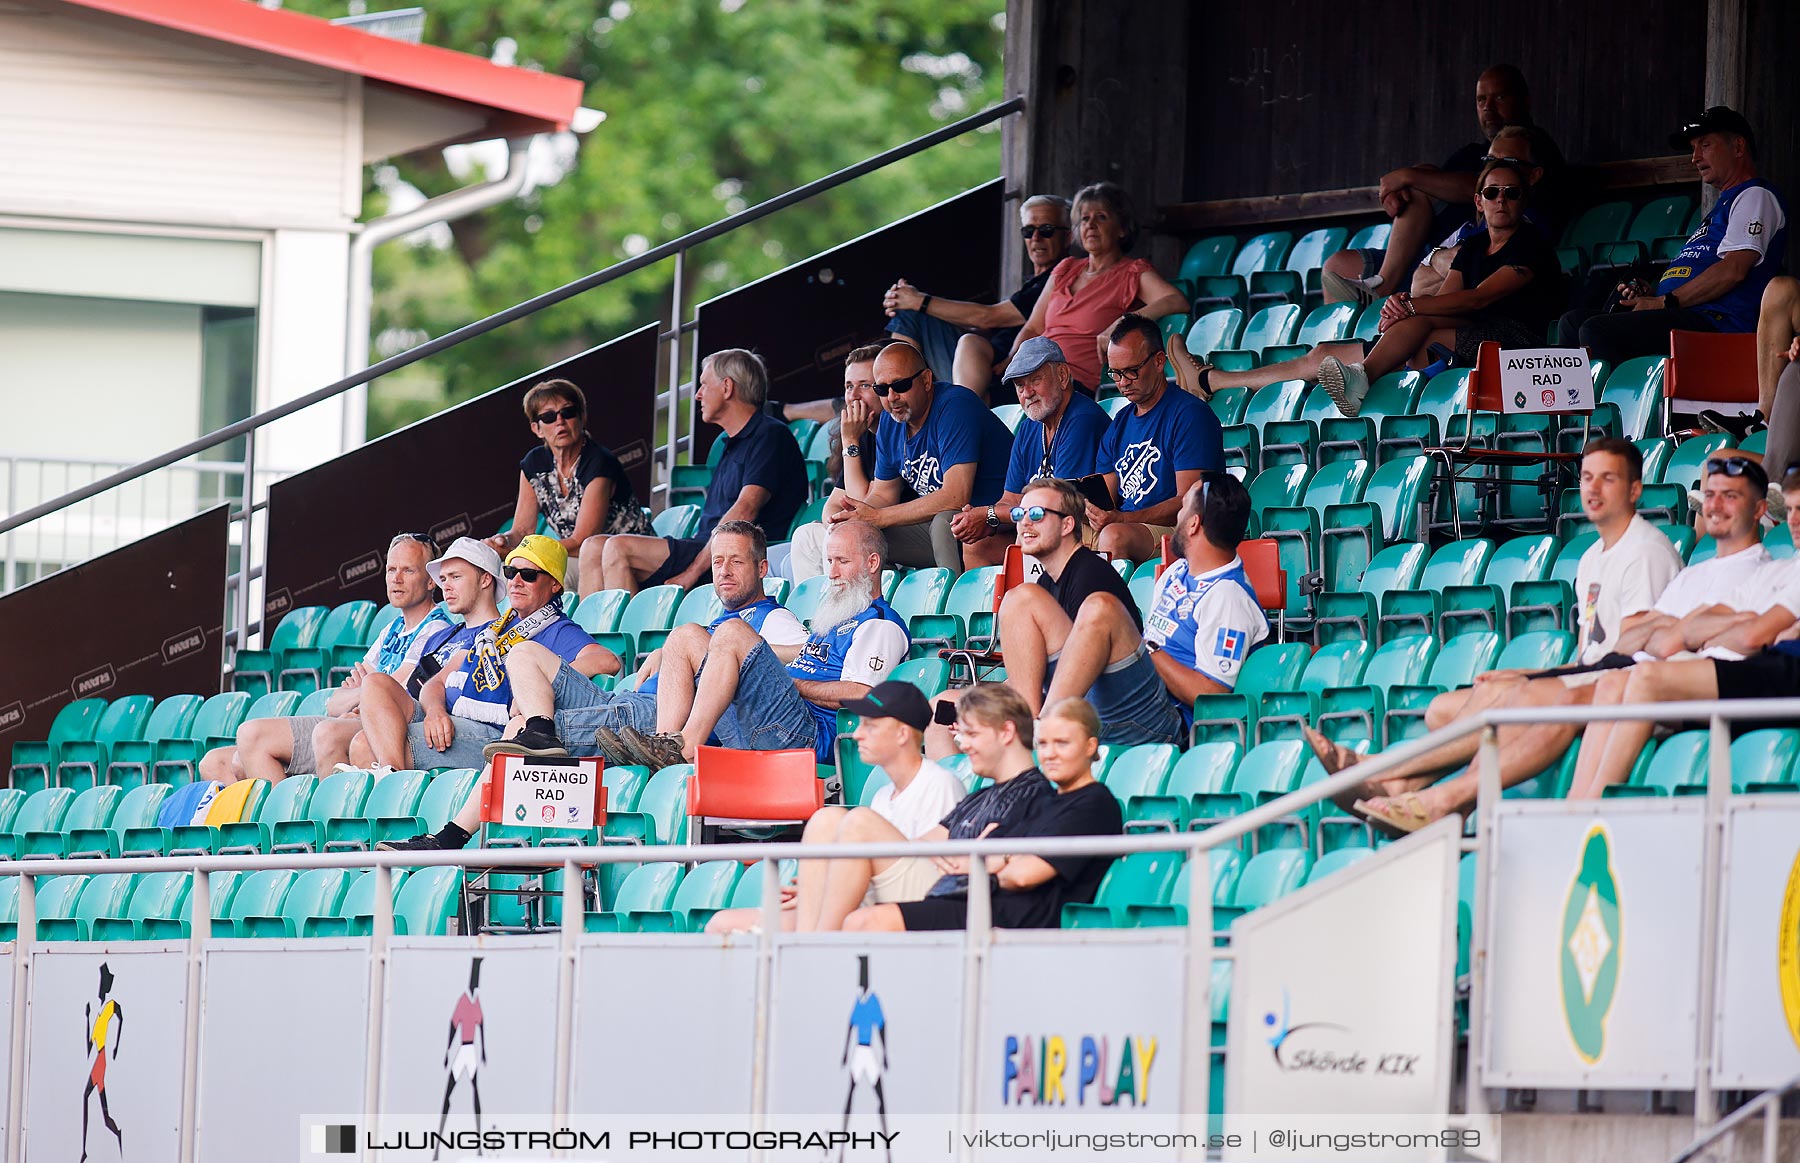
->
[0,0,362,230]
[258,228,352,476]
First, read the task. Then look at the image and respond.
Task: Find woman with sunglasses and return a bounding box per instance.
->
[1012,182,1188,395]
[1168,159,1562,417]
[485,378,651,595]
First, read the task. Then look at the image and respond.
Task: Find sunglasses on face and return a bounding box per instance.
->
[1480,185,1525,202]
[1010,505,1072,524]
[1480,154,1533,168]
[503,565,548,582]
[872,370,923,397]
[533,404,581,425]
[1020,224,1066,240]
[1705,455,1769,489]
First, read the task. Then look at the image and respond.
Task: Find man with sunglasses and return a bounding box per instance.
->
[1332,456,1779,834]
[882,194,1073,404]
[598,349,807,595]
[947,338,1109,568]
[1558,106,1788,376]
[1091,314,1222,562]
[793,343,1012,578]
[1323,64,1566,306]
[1564,464,1800,796]
[354,535,615,783]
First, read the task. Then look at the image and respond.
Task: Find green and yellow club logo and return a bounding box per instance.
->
[1559,824,1621,1064]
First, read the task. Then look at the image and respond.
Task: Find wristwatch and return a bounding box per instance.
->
[843,443,860,458]
[985,505,1000,531]
[1665,290,1681,311]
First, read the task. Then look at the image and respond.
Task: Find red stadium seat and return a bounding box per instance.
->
[687,746,823,843]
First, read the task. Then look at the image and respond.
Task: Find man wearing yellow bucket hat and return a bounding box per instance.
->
[352,534,617,775]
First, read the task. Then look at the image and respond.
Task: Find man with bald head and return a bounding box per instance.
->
[1321,64,1566,305]
[790,342,1011,578]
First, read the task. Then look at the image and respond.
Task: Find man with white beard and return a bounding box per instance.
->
[616,519,911,769]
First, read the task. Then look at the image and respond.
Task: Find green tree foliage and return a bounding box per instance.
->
[287,0,1004,434]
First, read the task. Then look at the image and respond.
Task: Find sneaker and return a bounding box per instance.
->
[618,726,688,771]
[1317,356,1371,417]
[592,727,635,766]
[1164,332,1213,401]
[1769,481,1788,526]
[1698,408,1766,441]
[482,716,568,759]
[1321,270,1377,307]
[376,832,455,852]
[333,761,394,777]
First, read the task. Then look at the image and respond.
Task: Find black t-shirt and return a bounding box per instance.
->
[704,410,808,541]
[1038,546,1142,632]
[1008,268,1053,322]
[519,439,650,539]
[1450,226,1564,329]
[1435,122,1571,242]
[990,780,1124,929]
[924,768,1054,898]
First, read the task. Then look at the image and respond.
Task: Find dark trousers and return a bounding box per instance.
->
[1556,306,1721,368]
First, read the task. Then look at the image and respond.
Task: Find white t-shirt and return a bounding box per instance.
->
[1652,543,1772,618]
[1753,555,1800,617]
[870,758,965,839]
[837,621,912,688]
[754,606,809,648]
[1574,516,1685,663]
[1720,187,1787,259]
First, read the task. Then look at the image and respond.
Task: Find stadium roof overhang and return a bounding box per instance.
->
[53,0,586,159]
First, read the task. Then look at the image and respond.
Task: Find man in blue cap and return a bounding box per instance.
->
[947,337,1110,568]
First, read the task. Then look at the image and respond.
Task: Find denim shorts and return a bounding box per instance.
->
[407,715,502,770]
[1048,645,1183,747]
[545,661,658,747]
[711,641,820,754]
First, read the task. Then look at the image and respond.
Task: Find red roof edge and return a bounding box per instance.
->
[58,0,584,133]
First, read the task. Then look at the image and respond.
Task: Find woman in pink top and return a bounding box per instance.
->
[1013,182,1187,392]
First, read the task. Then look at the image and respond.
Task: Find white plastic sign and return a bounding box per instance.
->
[1498,348,1593,413]
[491,754,600,829]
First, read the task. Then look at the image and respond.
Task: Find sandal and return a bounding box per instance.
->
[1352,793,1437,838]
[1301,725,1358,775]
[1165,332,1213,401]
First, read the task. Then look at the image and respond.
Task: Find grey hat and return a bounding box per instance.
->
[1002,336,1068,385]
[428,536,504,587]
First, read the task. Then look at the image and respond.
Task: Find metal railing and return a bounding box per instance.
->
[2,692,1794,1162]
[1670,1068,1800,1163]
[0,97,1025,643]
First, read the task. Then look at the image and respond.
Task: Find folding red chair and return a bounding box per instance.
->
[1664,329,1757,433]
[687,746,824,844]
[1236,537,1290,641]
[941,543,1033,686]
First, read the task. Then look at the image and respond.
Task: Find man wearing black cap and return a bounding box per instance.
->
[1559,106,1789,377]
[704,679,965,934]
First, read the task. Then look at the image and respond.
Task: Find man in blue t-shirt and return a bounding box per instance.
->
[1091,314,1224,562]
[792,344,1012,577]
[619,519,911,771]
[1560,107,1788,424]
[597,349,807,594]
[948,337,1109,568]
[354,537,614,795]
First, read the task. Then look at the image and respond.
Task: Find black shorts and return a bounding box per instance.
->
[1530,652,1636,681]
[641,536,709,588]
[896,896,968,931]
[1713,651,1800,702]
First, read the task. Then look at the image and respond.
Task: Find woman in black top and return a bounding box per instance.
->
[856,694,1123,932]
[1171,159,1562,418]
[486,379,651,595]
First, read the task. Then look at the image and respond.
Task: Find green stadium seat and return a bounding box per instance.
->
[586,861,684,931]
[632,765,692,846]
[1062,850,1185,928]
[1494,630,1574,671]
[1191,230,1293,313]
[212,868,295,937]
[890,657,952,699]
[323,769,429,851]
[166,778,267,855]
[652,504,702,539]
[1597,358,1665,441]
[1317,635,1438,744]
[292,689,334,717]
[1177,235,1237,297]
[573,590,629,634]
[1191,644,1311,748]
[151,691,253,786]
[787,575,829,627]
[0,790,24,835]
[1101,744,1178,803]
[672,584,723,629]
[19,785,121,859]
[1560,201,1633,264]
[1206,385,1250,426]
[394,866,464,935]
[1126,742,1241,831]
[1157,314,1192,347]
[904,567,990,654]
[281,601,378,694]
[1380,539,1495,642]
[8,697,107,793]
[1250,227,1348,308]
[1215,848,1312,932]
[991,404,1024,431]
[1257,385,1343,470]
[1588,196,1693,270]
[40,872,135,941]
[1116,849,1239,928]
[320,600,384,684]
[1440,535,1556,638]
[1305,847,1374,885]
[1658,433,1730,491]
[92,871,193,941]
[629,859,744,932]
[243,867,353,938]
[1379,369,1468,462]
[271,769,373,853]
[0,788,76,859]
[1256,640,1371,741]
[1262,458,1371,622]
[52,695,153,791]
[66,784,171,859]
[1186,308,1243,358]
[1604,730,1709,797]
[595,584,683,671]
[216,773,316,854]
[1314,541,1426,646]
[1245,463,1311,533]
[786,497,828,539]
[1320,457,1432,580]
[1220,379,1308,473]
[669,464,714,508]
[370,768,479,849]
[103,694,202,788]
[1318,371,1421,465]
[1210,303,1302,367]
[233,605,328,697]
[1191,739,1307,837]
[1384,631,1503,740]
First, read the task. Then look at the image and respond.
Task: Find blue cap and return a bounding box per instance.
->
[1002,336,1067,385]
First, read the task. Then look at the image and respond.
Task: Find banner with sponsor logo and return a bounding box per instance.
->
[1482,799,1704,1089]
[693,181,1003,458]
[1712,798,1800,1087]
[1225,819,1460,1163]
[0,506,228,769]
[261,325,658,628]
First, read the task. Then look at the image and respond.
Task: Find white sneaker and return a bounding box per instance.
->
[1321,270,1377,306]
[1317,356,1371,418]
[332,761,394,778]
